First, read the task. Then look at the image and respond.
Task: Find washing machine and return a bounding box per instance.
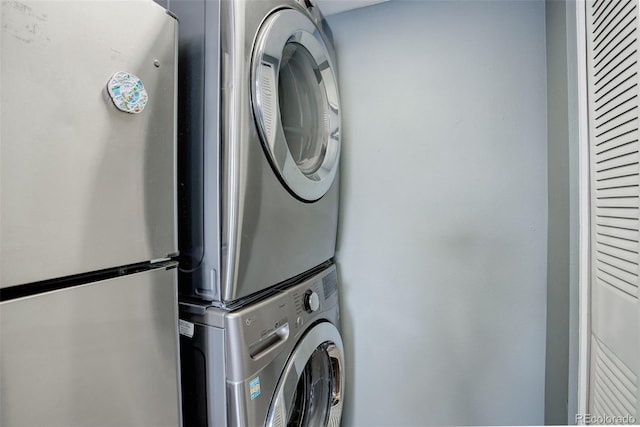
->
[167,0,342,307]
[179,263,345,426]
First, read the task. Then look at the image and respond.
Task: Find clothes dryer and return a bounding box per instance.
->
[168,0,341,307]
[179,263,345,426]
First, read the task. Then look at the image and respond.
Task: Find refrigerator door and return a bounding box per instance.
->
[0,0,177,288]
[0,265,181,427]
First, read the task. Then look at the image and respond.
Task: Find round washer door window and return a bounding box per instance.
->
[252,9,341,202]
[266,322,344,427]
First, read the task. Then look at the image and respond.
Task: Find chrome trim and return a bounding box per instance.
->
[326,342,343,427]
[265,321,345,427]
[170,6,179,264]
[251,9,341,201]
[202,0,223,300]
[221,0,242,303]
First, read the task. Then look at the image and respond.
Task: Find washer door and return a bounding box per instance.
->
[266,322,344,427]
[252,9,341,202]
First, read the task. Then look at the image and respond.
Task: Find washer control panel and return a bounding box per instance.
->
[225,264,340,370]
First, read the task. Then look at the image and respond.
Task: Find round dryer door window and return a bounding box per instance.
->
[252,9,341,202]
[266,322,344,427]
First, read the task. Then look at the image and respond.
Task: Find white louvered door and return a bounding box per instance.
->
[586,0,640,420]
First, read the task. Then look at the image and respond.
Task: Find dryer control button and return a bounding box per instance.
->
[303,290,320,313]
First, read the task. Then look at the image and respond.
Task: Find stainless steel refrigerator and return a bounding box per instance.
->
[0,1,182,425]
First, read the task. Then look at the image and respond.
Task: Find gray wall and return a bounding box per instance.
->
[327,1,549,425]
[544,0,582,424]
[565,1,581,422]
[545,0,571,424]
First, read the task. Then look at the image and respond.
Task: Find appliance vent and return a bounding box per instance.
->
[590,0,639,300]
[591,337,638,417]
[260,64,277,143]
[270,402,284,427]
[328,399,343,427]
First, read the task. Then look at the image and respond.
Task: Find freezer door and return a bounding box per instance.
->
[0,266,181,427]
[0,0,177,288]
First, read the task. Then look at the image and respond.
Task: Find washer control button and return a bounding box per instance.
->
[303,290,320,313]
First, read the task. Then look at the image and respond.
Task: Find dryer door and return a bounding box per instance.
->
[266,322,344,427]
[252,9,341,202]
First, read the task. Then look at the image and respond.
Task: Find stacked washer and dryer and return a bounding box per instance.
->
[167,0,345,425]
